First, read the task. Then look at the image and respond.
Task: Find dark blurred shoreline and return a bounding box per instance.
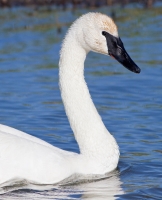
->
[0,0,158,9]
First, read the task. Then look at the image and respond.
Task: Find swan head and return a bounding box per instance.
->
[75,12,140,73]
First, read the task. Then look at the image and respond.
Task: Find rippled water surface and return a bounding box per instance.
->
[0,4,162,199]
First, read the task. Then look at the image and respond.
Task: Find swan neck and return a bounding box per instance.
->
[59,33,118,157]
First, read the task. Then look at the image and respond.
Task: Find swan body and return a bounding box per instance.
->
[0,12,140,187]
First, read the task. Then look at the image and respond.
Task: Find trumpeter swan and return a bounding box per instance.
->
[0,12,140,187]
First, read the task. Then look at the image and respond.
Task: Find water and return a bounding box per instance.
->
[0,4,162,199]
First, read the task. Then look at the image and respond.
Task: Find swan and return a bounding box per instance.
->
[0,12,140,187]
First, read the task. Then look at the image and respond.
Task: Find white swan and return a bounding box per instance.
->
[0,12,140,187]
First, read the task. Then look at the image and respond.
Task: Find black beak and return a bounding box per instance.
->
[102,31,141,74]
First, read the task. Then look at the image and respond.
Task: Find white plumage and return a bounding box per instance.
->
[0,13,120,187]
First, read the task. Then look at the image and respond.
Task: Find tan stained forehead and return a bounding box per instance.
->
[94,13,118,37]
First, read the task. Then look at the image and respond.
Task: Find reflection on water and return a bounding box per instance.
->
[0,4,162,200]
[1,171,123,199]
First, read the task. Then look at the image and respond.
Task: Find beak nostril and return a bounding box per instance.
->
[104,31,140,74]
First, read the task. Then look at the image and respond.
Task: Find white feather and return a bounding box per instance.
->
[0,12,119,187]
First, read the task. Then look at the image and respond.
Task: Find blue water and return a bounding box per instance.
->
[0,5,162,199]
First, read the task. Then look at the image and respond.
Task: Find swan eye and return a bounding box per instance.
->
[102,31,107,36]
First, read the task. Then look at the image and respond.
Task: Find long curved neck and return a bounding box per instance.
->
[59,31,115,157]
